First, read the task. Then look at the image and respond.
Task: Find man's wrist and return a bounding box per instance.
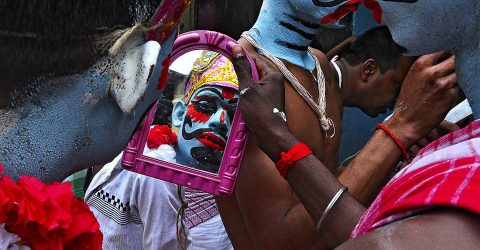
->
[256,126,299,162]
[383,117,417,148]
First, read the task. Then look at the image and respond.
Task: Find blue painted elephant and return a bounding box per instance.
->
[0,0,189,182]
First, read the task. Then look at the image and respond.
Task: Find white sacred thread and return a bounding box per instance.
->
[241,31,335,138]
[330,55,342,90]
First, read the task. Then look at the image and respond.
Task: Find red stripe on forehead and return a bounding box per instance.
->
[222,89,235,100]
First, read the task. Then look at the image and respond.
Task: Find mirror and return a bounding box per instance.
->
[143,50,239,175]
[121,30,258,196]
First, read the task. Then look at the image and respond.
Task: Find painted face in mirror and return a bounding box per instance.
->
[143,50,239,174]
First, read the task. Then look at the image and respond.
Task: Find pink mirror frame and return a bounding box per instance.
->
[121,30,258,196]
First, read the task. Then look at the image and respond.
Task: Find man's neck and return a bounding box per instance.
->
[248,1,320,70]
[331,59,352,106]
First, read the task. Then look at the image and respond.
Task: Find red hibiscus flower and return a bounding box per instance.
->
[147,125,178,149]
[0,164,102,249]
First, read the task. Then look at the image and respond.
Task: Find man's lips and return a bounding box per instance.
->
[197,132,226,151]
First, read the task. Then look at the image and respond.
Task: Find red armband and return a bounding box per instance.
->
[375,124,411,162]
[275,142,313,177]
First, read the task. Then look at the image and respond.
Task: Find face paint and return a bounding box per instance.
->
[174,86,239,170]
[220,112,225,124]
[222,89,235,100]
[247,0,350,70]
[187,95,216,123]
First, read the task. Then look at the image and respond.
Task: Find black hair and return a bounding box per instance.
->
[339,26,406,74]
[0,0,161,86]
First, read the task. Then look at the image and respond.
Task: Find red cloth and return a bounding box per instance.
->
[320,0,382,24]
[275,143,312,177]
[351,119,480,238]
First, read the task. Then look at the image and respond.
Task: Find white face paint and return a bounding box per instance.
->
[109,39,161,114]
[378,0,476,55]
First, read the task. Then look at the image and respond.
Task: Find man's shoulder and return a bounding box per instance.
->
[309,47,327,62]
[340,209,480,249]
[309,47,336,88]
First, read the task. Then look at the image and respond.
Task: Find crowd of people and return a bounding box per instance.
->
[0,0,479,249]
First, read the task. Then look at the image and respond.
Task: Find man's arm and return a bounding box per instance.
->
[230,46,460,248]
[233,138,327,249]
[339,52,459,204]
[215,194,255,249]
[336,209,480,249]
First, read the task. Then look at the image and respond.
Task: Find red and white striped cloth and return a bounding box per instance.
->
[351,119,480,238]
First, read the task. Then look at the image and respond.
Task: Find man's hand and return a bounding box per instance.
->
[231,45,288,140]
[386,51,459,148]
[408,120,460,157]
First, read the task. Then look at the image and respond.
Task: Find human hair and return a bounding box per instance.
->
[339,26,406,74]
[0,0,160,87]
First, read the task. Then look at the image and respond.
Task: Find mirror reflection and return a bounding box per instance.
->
[143,50,239,175]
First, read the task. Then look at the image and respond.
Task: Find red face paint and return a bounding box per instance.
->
[220,112,225,124]
[186,104,211,123]
[222,89,235,100]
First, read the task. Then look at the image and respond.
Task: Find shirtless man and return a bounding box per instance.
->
[228,0,476,249]
[215,1,454,249]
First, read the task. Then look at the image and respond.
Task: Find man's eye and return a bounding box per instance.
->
[200,100,214,108]
[197,100,216,112]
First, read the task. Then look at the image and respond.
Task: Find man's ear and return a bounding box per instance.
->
[172,101,186,127]
[108,36,161,114]
[360,59,378,82]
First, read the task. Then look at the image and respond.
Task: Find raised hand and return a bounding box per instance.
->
[385,51,459,148]
[230,45,288,140]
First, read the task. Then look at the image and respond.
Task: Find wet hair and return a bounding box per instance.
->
[339,26,407,74]
[0,0,160,89]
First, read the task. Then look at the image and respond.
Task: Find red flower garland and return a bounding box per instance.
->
[147,125,178,149]
[0,164,102,249]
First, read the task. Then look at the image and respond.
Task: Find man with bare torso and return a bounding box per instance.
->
[223,0,479,249]
[215,1,455,249]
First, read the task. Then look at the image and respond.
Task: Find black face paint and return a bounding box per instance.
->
[191,98,216,117]
[284,13,321,29]
[311,0,349,7]
[223,100,238,122]
[190,146,223,173]
[275,40,309,51]
[383,0,418,2]
[182,116,228,141]
[278,21,316,40]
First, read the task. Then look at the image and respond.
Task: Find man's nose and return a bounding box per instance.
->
[209,110,229,134]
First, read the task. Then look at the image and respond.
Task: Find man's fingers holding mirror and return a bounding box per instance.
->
[254,54,279,80]
[231,45,257,94]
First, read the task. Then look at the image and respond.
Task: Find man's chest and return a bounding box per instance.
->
[284,76,342,170]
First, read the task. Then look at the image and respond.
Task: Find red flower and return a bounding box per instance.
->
[0,164,103,249]
[147,125,178,149]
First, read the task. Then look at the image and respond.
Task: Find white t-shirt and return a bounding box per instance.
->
[85,153,233,250]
